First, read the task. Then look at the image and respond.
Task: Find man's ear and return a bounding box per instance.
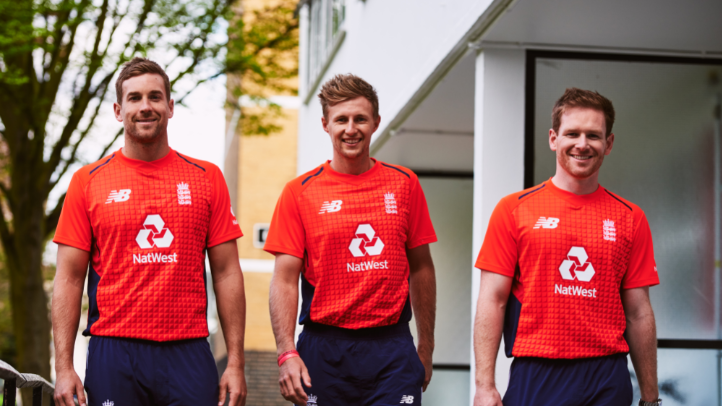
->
[168,99,174,119]
[604,133,615,155]
[114,102,123,122]
[321,116,329,134]
[549,128,558,151]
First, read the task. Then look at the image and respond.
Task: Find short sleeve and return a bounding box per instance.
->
[206,166,243,247]
[406,178,437,249]
[475,198,518,277]
[53,172,92,251]
[622,212,660,289]
[264,183,305,258]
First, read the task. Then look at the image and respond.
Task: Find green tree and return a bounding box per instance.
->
[0,0,297,403]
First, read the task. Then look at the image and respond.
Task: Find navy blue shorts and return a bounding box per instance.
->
[503,354,633,406]
[296,322,425,406]
[85,336,219,406]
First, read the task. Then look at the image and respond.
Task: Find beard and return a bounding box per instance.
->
[125,117,164,144]
[558,151,605,179]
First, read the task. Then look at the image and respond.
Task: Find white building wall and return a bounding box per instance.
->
[471,48,526,402]
[297,0,499,174]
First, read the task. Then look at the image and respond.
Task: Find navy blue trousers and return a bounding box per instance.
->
[85,336,219,406]
[296,322,426,406]
[503,354,633,406]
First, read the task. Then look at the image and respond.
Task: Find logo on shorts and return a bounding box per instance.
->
[400,395,414,404]
[534,217,559,229]
[319,200,342,214]
[306,394,318,405]
[136,215,174,249]
[102,401,114,406]
[349,224,384,257]
[559,246,595,282]
[105,189,131,204]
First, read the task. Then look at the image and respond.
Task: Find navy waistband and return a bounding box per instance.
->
[302,322,411,340]
[90,336,208,347]
[514,352,628,364]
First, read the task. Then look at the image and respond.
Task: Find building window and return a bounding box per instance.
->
[307,0,346,93]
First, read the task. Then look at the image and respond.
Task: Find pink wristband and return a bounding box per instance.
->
[278,350,300,367]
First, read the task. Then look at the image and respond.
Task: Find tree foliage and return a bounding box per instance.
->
[226,0,298,136]
[0,0,297,401]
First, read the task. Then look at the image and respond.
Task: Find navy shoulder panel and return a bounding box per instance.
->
[518,183,546,200]
[381,163,410,178]
[176,152,206,172]
[302,166,324,185]
[89,153,116,175]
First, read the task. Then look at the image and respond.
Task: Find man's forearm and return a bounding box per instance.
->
[409,265,436,356]
[269,273,300,356]
[214,271,247,369]
[627,313,658,401]
[474,296,505,389]
[52,279,84,372]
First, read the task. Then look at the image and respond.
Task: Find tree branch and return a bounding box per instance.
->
[44,192,66,239]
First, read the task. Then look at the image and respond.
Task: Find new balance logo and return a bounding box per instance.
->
[603,219,616,241]
[534,217,559,229]
[559,246,595,282]
[319,200,342,214]
[106,189,131,204]
[306,394,318,405]
[103,401,114,406]
[400,395,414,404]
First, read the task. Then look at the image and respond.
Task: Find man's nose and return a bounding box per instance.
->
[576,134,591,149]
[345,119,357,134]
[139,96,152,112]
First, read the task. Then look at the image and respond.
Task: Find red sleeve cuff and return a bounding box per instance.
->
[207,230,243,248]
[263,243,304,259]
[622,277,660,290]
[52,237,91,252]
[474,261,516,278]
[407,235,438,249]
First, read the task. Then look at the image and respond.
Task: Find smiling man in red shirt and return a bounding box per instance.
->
[473,88,661,406]
[265,74,437,406]
[52,57,247,406]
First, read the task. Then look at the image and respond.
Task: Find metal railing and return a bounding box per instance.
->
[0,360,55,406]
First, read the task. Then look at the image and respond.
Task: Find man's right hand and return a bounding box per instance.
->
[278,356,311,405]
[54,368,86,406]
[473,385,503,406]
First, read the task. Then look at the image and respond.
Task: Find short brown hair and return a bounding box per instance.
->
[115,57,171,104]
[318,74,379,119]
[552,88,615,137]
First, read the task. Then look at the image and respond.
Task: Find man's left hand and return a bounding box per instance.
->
[218,365,247,406]
[418,350,433,392]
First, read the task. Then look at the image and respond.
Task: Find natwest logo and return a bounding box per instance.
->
[349,224,384,257]
[559,246,595,282]
[136,215,174,249]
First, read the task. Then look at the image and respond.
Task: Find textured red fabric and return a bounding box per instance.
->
[53,148,242,341]
[265,159,437,329]
[476,179,659,359]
